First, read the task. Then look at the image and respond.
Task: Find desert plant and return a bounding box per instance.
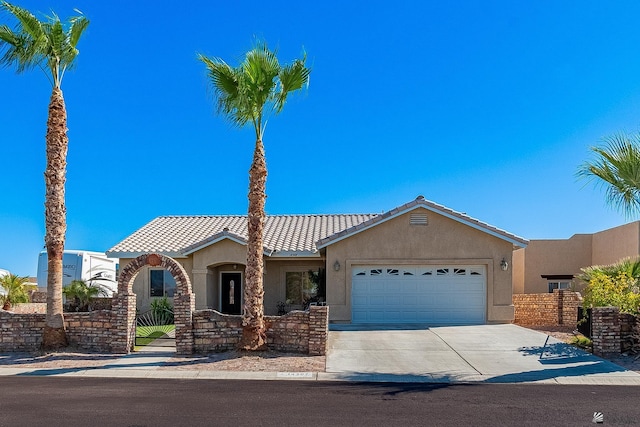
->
[581,271,640,315]
[62,280,106,312]
[578,257,640,285]
[0,274,32,310]
[148,296,173,325]
[569,335,592,350]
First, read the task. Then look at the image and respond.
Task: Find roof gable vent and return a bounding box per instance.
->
[410,213,428,226]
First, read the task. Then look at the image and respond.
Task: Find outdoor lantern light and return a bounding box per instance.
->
[333,260,341,271]
[500,258,509,271]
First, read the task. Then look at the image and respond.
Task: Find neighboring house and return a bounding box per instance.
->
[513,221,640,294]
[107,196,528,325]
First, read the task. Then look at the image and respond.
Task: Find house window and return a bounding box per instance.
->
[286,271,318,305]
[150,269,176,297]
[548,281,571,293]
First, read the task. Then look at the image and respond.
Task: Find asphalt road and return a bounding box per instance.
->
[1,377,639,426]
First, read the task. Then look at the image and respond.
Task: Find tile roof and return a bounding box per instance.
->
[107,214,378,258]
[107,197,528,258]
[316,196,529,249]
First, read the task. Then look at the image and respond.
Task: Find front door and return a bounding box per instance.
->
[221,272,242,315]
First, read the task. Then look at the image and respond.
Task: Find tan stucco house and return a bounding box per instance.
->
[513,221,640,294]
[107,196,528,325]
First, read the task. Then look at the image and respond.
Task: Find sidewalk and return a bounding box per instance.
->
[1,327,640,385]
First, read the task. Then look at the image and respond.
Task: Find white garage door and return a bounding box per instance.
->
[351,265,486,325]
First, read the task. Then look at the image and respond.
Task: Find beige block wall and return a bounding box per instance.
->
[513,235,592,294]
[324,208,516,323]
[592,222,640,266]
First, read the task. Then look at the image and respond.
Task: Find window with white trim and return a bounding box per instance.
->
[548,281,571,293]
[150,269,176,297]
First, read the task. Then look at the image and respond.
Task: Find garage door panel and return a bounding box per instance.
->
[352,265,486,325]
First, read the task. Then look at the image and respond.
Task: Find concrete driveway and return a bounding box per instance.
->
[321,324,640,384]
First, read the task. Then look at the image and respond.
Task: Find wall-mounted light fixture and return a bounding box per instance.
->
[500,258,509,271]
[333,260,341,272]
[233,264,237,270]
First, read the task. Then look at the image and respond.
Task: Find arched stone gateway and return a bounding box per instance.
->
[112,253,195,354]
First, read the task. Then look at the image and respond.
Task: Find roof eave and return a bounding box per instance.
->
[317,199,529,249]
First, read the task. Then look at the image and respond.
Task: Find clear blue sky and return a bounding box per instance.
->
[2,0,640,277]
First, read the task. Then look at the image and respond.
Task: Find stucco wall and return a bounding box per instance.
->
[514,235,592,294]
[122,246,324,315]
[592,222,640,266]
[324,208,515,323]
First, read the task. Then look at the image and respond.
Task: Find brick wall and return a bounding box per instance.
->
[591,307,621,357]
[65,311,115,352]
[513,290,581,327]
[193,306,329,355]
[0,311,45,351]
[0,304,329,356]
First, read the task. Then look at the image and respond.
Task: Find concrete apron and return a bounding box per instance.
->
[321,324,640,384]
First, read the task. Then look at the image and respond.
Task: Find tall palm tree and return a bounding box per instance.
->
[0,2,89,349]
[578,133,640,217]
[198,42,310,350]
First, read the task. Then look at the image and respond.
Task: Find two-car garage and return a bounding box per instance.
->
[351,265,486,325]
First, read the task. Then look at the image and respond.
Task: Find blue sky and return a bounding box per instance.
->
[2,1,640,276]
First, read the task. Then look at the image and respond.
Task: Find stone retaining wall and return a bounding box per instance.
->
[591,307,639,357]
[193,306,329,355]
[0,304,329,356]
[513,290,581,327]
[0,311,45,351]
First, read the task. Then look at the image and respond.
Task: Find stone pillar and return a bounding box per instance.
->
[308,305,329,356]
[592,307,621,357]
[111,293,137,354]
[174,293,195,355]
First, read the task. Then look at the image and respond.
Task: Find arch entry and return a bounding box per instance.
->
[113,253,195,354]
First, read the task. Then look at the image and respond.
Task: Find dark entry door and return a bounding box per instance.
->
[221,272,242,315]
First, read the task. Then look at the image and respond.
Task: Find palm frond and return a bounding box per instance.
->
[198,40,310,140]
[0,1,88,86]
[577,133,640,217]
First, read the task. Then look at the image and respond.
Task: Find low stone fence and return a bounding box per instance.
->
[591,307,638,357]
[192,305,329,355]
[1,304,329,356]
[0,309,116,353]
[0,311,45,352]
[512,290,581,328]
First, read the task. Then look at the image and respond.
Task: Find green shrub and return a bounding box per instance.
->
[582,271,640,315]
[569,335,592,350]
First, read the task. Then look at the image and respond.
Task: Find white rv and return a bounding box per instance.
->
[37,250,119,296]
[0,269,9,296]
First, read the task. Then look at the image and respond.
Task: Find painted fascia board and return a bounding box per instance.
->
[181,233,275,257]
[268,250,321,258]
[105,251,187,259]
[317,202,528,249]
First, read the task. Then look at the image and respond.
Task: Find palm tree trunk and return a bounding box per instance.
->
[42,87,68,350]
[239,138,267,350]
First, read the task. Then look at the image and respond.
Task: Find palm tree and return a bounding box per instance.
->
[0,2,89,349]
[63,280,106,312]
[0,274,33,310]
[198,42,310,350]
[577,133,640,216]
